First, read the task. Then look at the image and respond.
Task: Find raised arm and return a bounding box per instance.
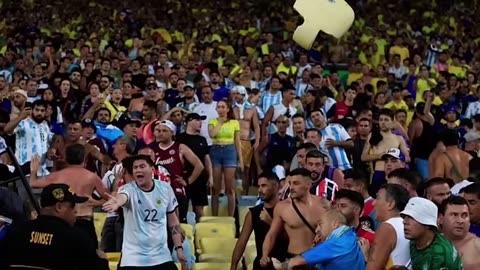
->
[361,135,382,162]
[208,119,223,138]
[102,193,128,213]
[4,107,30,135]
[29,155,52,188]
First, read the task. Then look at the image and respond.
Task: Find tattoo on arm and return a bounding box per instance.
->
[169,224,181,236]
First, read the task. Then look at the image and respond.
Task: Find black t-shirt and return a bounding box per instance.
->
[176,133,209,177]
[0,215,108,270]
[250,204,288,269]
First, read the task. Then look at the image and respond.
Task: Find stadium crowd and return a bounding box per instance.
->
[1,0,480,269]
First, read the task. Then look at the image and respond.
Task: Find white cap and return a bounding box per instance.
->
[38,83,49,91]
[451,180,474,195]
[232,85,247,95]
[13,89,28,99]
[381,148,406,162]
[157,120,176,133]
[400,197,438,228]
[464,131,480,143]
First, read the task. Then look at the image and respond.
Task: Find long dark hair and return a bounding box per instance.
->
[218,98,235,121]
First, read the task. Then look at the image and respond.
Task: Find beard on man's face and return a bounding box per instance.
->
[32,114,45,123]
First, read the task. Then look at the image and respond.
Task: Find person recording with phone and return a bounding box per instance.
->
[4,99,53,177]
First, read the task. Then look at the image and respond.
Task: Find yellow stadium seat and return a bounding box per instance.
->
[187,238,195,254]
[94,212,107,243]
[195,223,236,248]
[203,205,229,216]
[181,223,194,241]
[106,252,121,262]
[199,216,235,224]
[200,237,237,255]
[239,207,249,226]
[192,262,231,270]
[248,231,255,243]
[198,237,236,262]
[108,261,118,270]
[244,244,257,266]
[198,253,231,262]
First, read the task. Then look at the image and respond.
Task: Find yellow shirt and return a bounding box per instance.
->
[448,65,466,78]
[371,77,387,94]
[433,96,443,106]
[209,119,240,144]
[384,100,408,111]
[416,78,437,103]
[389,45,410,63]
[276,63,298,76]
[104,100,126,121]
[407,110,414,126]
[347,72,363,86]
[375,39,387,56]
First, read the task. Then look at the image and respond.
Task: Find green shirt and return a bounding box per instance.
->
[410,231,463,270]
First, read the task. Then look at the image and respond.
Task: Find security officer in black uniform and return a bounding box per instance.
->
[0,183,109,270]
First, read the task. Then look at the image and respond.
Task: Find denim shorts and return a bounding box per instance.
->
[210,144,237,168]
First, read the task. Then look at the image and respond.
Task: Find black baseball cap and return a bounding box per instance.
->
[185,113,206,122]
[40,184,88,207]
[81,118,96,130]
[184,85,195,91]
[146,82,158,89]
[115,112,141,130]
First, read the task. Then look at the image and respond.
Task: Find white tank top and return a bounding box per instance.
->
[385,217,412,269]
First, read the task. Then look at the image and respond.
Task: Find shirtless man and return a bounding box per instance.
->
[145,82,169,115]
[49,121,110,172]
[362,108,409,196]
[30,143,109,246]
[432,129,472,184]
[261,168,329,270]
[440,195,480,270]
[232,85,260,195]
[127,81,145,116]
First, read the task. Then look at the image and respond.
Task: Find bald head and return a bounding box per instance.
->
[323,210,347,225]
[315,210,347,243]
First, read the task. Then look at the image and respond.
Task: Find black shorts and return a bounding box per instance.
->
[119,261,177,270]
[186,176,208,207]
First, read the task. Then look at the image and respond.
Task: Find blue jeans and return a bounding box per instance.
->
[210,144,238,168]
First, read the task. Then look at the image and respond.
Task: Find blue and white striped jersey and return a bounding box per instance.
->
[119,180,178,267]
[319,124,352,171]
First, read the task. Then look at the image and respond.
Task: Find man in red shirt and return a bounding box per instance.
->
[343,170,374,217]
[334,87,357,121]
[334,189,375,244]
[150,119,204,223]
